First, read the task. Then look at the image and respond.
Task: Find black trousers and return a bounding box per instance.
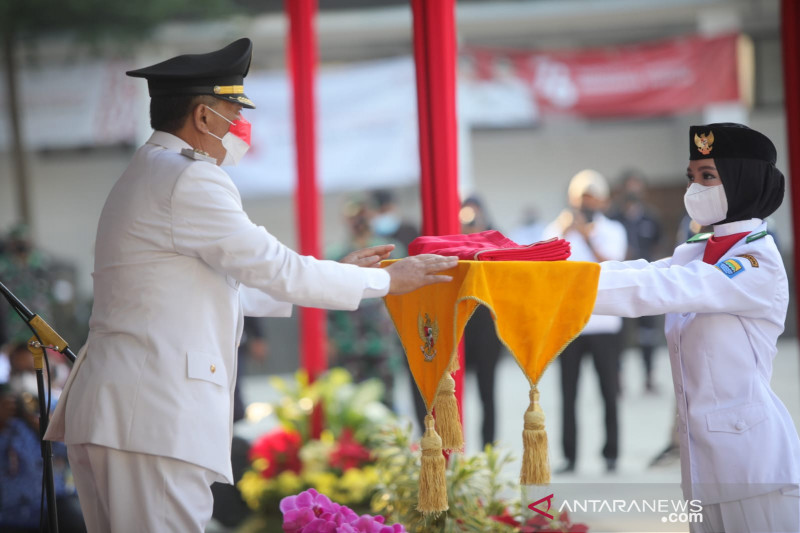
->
[559,332,621,463]
[464,306,503,446]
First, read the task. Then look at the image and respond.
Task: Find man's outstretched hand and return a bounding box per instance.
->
[384,254,458,294]
[341,244,396,268]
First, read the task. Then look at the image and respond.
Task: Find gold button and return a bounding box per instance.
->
[210,364,216,373]
[213,85,221,94]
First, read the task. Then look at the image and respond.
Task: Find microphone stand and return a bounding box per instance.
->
[1,279,77,533]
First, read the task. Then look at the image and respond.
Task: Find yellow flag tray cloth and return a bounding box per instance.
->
[383,260,600,515]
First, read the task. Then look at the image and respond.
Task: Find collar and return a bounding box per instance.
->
[146,131,194,152]
[713,218,762,237]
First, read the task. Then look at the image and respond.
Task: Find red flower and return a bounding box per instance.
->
[519,510,590,532]
[249,428,303,478]
[329,428,372,471]
[489,508,520,527]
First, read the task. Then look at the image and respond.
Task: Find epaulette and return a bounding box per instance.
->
[180,148,217,164]
[745,230,768,243]
[686,232,712,243]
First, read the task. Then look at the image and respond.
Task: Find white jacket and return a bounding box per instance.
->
[594,219,800,504]
[45,132,388,483]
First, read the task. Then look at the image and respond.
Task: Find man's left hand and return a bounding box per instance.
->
[341,244,395,268]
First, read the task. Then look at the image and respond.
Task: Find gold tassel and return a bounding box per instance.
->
[447,353,460,373]
[520,386,550,485]
[417,414,449,515]
[434,373,464,452]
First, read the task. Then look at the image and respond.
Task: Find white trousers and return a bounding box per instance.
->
[691,487,800,533]
[68,443,216,533]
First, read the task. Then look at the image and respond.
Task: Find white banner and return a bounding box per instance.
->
[0,61,142,149]
[228,57,421,196]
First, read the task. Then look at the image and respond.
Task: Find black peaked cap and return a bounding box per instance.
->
[689,122,776,164]
[126,38,255,109]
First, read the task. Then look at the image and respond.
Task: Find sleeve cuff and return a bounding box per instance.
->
[362,268,391,299]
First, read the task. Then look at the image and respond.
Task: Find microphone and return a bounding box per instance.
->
[0,280,76,363]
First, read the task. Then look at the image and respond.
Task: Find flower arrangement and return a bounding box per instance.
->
[238,368,395,518]
[369,423,590,533]
[236,367,589,533]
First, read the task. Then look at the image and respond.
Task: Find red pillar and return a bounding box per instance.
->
[782,0,800,343]
[286,0,325,437]
[411,0,465,429]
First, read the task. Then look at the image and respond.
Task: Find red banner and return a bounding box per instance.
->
[465,33,740,118]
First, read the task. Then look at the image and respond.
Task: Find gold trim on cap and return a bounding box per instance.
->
[235,95,255,106]
[213,85,245,95]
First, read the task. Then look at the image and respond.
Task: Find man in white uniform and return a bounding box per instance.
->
[593,123,799,532]
[543,170,627,473]
[44,38,457,532]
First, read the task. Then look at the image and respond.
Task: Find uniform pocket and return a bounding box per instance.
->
[706,402,767,433]
[186,350,226,387]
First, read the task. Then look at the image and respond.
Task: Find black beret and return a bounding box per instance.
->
[126,38,255,109]
[689,123,776,164]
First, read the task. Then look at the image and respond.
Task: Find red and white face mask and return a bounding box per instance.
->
[205,105,251,166]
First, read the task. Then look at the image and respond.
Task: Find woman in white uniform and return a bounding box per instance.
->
[593,123,800,533]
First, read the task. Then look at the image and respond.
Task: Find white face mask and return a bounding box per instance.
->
[205,105,251,167]
[370,213,401,236]
[684,183,728,226]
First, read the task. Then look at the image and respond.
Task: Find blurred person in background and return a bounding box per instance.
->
[0,224,55,346]
[592,123,799,532]
[327,198,403,408]
[370,189,419,256]
[233,317,268,424]
[509,205,545,245]
[609,170,664,393]
[543,169,627,473]
[459,195,505,446]
[5,342,70,401]
[0,383,86,533]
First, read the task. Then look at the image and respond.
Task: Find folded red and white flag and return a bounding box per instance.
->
[408,230,571,261]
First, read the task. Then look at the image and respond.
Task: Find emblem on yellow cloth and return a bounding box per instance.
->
[694,131,714,155]
[418,313,439,362]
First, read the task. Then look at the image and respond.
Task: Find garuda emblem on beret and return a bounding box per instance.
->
[694,131,714,155]
[418,313,439,362]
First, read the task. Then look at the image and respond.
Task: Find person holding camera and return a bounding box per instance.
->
[543,169,627,473]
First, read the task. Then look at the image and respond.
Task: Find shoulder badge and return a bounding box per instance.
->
[686,232,713,244]
[715,258,744,278]
[737,254,759,268]
[417,313,439,362]
[180,148,217,164]
[745,230,768,243]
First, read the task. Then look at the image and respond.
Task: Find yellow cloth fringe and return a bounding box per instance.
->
[417,415,448,515]
[383,260,599,413]
[520,387,550,485]
[383,260,599,509]
[434,373,464,451]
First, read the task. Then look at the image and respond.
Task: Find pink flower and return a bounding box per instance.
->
[280,489,406,533]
